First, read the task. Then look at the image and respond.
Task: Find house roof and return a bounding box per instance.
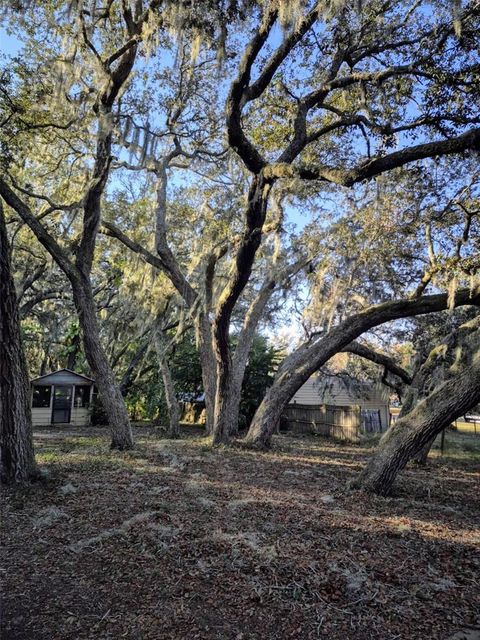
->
[290,374,390,406]
[315,376,389,399]
[30,368,95,384]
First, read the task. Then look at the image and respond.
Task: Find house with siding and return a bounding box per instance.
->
[283,376,391,441]
[31,369,95,427]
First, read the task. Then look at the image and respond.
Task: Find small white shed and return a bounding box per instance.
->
[31,369,95,427]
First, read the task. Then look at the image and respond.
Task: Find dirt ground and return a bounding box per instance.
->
[2,427,479,640]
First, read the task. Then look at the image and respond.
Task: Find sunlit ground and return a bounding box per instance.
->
[2,427,479,640]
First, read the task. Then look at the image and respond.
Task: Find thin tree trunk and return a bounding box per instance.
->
[0,202,39,484]
[119,342,148,397]
[159,358,180,438]
[350,354,480,495]
[72,280,134,450]
[153,328,180,438]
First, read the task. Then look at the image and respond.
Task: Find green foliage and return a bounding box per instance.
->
[58,320,81,363]
[238,335,282,430]
[132,331,203,422]
[122,331,280,428]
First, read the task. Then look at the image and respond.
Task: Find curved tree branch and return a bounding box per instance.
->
[342,341,413,385]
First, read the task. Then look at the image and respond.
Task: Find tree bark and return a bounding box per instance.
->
[153,327,180,438]
[158,358,180,438]
[0,201,39,484]
[401,314,480,464]
[195,314,217,436]
[211,176,271,445]
[72,278,134,449]
[244,289,480,448]
[350,353,480,495]
[411,436,436,465]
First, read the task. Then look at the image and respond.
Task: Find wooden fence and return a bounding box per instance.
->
[281,403,364,442]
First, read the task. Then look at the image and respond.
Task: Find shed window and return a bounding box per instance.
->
[74,385,91,408]
[32,385,51,408]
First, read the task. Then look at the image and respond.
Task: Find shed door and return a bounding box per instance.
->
[52,386,72,424]
[361,409,382,433]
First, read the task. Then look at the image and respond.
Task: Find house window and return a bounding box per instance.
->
[74,385,91,408]
[32,386,51,408]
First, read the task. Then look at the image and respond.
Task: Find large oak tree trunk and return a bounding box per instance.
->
[225,374,244,437]
[211,365,246,444]
[0,203,39,484]
[212,358,233,445]
[211,177,271,445]
[196,315,217,435]
[72,279,134,450]
[350,354,480,495]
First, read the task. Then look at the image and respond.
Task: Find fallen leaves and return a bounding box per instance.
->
[1,427,479,639]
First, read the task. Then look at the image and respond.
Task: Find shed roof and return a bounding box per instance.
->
[31,368,95,384]
[290,375,390,406]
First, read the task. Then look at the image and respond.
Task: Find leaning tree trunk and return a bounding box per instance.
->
[0,202,39,484]
[245,290,480,449]
[397,387,437,465]
[72,279,134,450]
[244,339,336,449]
[243,383,288,448]
[404,315,480,465]
[350,354,480,495]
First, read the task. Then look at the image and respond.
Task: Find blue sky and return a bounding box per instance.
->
[0,22,311,233]
[0,26,21,55]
